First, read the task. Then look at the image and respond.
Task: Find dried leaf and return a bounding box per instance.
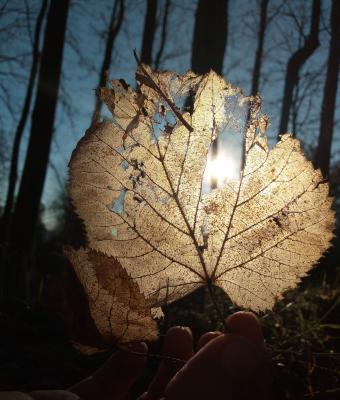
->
[64,247,158,344]
[69,66,335,339]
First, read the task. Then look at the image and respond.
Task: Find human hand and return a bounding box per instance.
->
[159,312,272,400]
[69,312,272,400]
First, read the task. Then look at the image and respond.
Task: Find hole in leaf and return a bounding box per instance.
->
[111,189,126,215]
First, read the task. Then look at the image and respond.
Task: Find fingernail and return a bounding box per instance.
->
[178,326,192,334]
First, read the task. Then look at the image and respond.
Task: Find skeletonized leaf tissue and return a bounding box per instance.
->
[66,63,335,344]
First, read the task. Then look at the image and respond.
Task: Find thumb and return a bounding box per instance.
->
[164,312,271,400]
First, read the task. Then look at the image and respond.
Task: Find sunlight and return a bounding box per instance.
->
[204,152,239,188]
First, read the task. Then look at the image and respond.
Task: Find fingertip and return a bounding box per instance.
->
[197,331,222,349]
[165,326,192,338]
[163,326,193,359]
[226,311,263,347]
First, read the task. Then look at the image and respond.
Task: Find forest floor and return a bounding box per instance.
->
[0,246,339,399]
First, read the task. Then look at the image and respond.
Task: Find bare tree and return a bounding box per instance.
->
[288,64,325,141]
[191,0,228,75]
[1,0,48,245]
[191,0,228,189]
[251,0,269,96]
[278,0,320,137]
[0,2,42,132]
[154,0,171,70]
[91,0,125,126]
[315,0,340,178]
[3,0,70,301]
[140,0,157,65]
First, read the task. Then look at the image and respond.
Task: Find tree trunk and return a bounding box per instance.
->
[91,0,125,126]
[154,0,171,69]
[1,0,48,245]
[278,0,320,137]
[314,0,340,178]
[251,0,268,96]
[192,0,228,75]
[188,0,228,312]
[191,0,228,189]
[3,0,70,302]
[140,0,157,65]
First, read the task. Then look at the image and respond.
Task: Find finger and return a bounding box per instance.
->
[226,311,272,397]
[70,342,147,400]
[164,334,234,399]
[143,326,193,400]
[164,313,271,400]
[226,311,264,349]
[197,331,222,350]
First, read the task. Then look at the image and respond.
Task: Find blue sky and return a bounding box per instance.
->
[0,0,338,228]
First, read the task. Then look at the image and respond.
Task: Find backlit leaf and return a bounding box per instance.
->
[68,65,335,342]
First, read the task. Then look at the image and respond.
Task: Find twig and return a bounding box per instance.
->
[119,347,186,365]
[133,50,194,133]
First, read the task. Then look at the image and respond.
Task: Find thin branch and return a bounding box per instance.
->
[134,50,193,132]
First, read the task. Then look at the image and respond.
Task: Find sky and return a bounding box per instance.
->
[0,0,338,229]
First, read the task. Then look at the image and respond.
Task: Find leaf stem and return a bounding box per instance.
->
[206,281,228,332]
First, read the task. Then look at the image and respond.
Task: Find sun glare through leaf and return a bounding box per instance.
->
[203,151,239,192]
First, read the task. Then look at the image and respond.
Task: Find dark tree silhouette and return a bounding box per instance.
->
[251,0,269,96]
[191,0,228,75]
[191,0,228,190]
[140,0,157,65]
[240,0,269,170]
[278,0,320,137]
[1,0,48,244]
[315,0,340,178]
[91,0,125,126]
[154,0,171,70]
[180,0,229,312]
[3,0,70,301]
